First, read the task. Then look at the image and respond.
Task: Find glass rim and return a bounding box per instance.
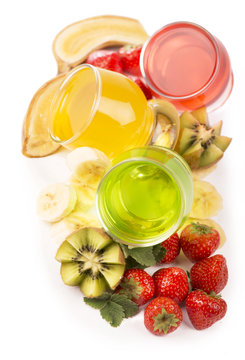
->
[48,64,102,146]
[96,146,191,246]
[140,21,220,100]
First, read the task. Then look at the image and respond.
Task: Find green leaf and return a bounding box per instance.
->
[84,292,139,327]
[84,293,111,309]
[128,246,155,266]
[100,301,125,327]
[125,256,147,270]
[120,244,130,258]
[152,244,166,263]
[111,294,139,318]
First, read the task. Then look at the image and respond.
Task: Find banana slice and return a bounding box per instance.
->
[70,177,96,211]
[22,74,65,157]
[190,180,223,219]
[51,211,101,245]
[67,147,111,188]
[53,15,149,73]
[37,183,77,222]
[178,217,226,248]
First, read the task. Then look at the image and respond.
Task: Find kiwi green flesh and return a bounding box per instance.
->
[182,141,204,169]
[213,120,223,136]
[66,228,88,252]
[87,228,112,250]
[213,135,232,152]
[199,144,223,167]
[180,112,199,129]
[56,227,125,296]
[179,128,198,154]
[80,276,107,297]
[101,243,125,265]
[100,265,125,289]
[60,262,85,286]
[56,241,78,262]
[191,107,208,125]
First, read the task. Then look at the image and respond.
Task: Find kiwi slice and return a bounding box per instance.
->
[213,135,232,151]
[199,144,223,167]
[179,111,199,130]
[175,108,231,170]
[56,227,125,298]
[191,107,208,125]
[182,141,204,169]
[213,120,223,136]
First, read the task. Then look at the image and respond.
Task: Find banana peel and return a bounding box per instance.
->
[22,74,65,157]
[150,99,180,149]
[53,15,149,73]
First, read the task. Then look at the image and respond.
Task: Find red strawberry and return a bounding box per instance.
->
[180,222,220,262]
[190,254,228,294]
[127,75,153,100]
[186,290,227,330]
[160,233,180,263]
[116,268,155,306]
[144,297,182,335]
[118,44,142,76]
[86,50,123,73]
[153,267,189,303]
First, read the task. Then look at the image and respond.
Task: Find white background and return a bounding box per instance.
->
[1,0,245,359]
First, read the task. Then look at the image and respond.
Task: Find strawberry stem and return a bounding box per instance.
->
[153,308,180,334]
[190,222,213,235]
[117,277,142,300]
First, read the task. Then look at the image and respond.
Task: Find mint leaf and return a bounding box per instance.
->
[100,301,124,327]
[128,246,155,266]
[153,244,166,263]
[111,294,139,318]
[84,293,111,309]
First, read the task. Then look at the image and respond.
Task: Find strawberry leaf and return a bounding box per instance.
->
[128,246,155,266]
[125,256,147,270]
[84,293,111,309]
[84,293,138,327]
[111,294,139,318]
[100,301,125,327]
[124,244,166,268]
[153,244,166,263]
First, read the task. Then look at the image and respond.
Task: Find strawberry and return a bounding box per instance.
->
[190,254,228,294]
[127,75,153,100]
[186,290,227,330]
[86,50,123,73]
[153,267,189,303]
[118,44,142,76]
[180,222,220,262]
[144,297,182,335]
[160,233,180,263]
[116,268,155,306]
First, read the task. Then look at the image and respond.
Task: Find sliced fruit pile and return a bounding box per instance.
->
[22,15,152,158]
[35,143,229,334]
[28,15,231,336]
[53,15,149,74]
[84,226,228,333]
[56,227,125,297]
[37,147,110,244]
[175,107,231,170]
